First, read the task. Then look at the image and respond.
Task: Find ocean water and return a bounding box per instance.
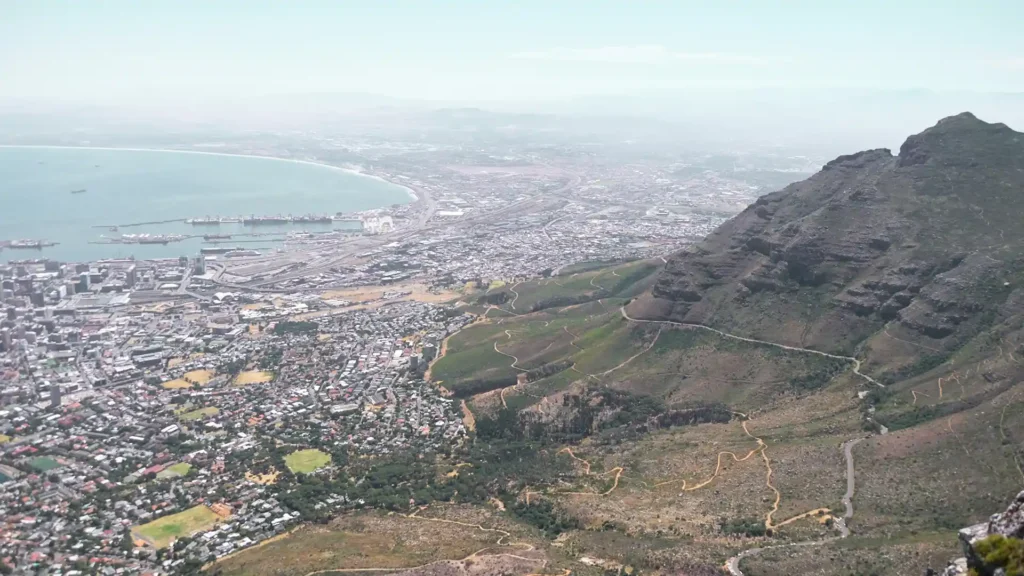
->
[0,147,411,262]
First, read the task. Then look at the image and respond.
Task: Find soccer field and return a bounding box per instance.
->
[133,505,221,548]
[284,449,331,473]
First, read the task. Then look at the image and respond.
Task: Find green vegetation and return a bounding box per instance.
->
[259,347,284,370]
[971,534,1024,576]
[721,517,768,537]
[790,357,849,390]
[880,353,951,385]
[429,345,515,384]
[29,456,61,471]
[273,321,319,335]
[506,498,580,537]
[179,406,219,421]
[269,438,574,523]
[133,505,221,549]
[284,449,331,474]
[166,462,192,476]
[449,360,574,398]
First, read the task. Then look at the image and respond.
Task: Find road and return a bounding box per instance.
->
[618,306,885,389]
[836,438,864,537]
[724,437,865,575]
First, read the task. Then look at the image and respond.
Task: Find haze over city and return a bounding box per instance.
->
[3,0,1024,148]
[2,3,1024,576]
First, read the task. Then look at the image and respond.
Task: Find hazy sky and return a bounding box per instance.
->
[2,0,1022,105]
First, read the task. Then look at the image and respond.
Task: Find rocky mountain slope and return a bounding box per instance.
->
[424,114,1024,575]
[631,113,1023,360]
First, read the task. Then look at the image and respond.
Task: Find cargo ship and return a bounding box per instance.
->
[243,216,291,225]
[201,246,239,254]
[293,215,333,223]
[5,239,58,249]
[224,249,261,257]
[70,189,87,194]
[107,234,186,245]
[203,234,232,240]
[186,217,222,225]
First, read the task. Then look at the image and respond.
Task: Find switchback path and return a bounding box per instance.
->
[508,283,522,311]
[494,330,528,372]
[725,437,865,575]
[619,306,884,388]
[554,448,624,497]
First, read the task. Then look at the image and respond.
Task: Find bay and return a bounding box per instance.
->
[0,146,411,262]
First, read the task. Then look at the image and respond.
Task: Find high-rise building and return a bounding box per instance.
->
[126,265,137,287]
[78,272,90,293]
[194,254,206,275]
[50,384,61,409]
[0,329,10,352]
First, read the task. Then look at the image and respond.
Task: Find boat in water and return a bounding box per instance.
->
[70,189,87,194]
[186,217,222,225]
[4,239,57,249]
[243,216,291,225]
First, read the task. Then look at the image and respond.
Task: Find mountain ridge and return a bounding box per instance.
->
[630,112,1023,362]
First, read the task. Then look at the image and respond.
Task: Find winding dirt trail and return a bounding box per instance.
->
[911,390,932,405]
[494,330,528,372]
[653,424,764,492]
[554,448,624,496]
[508,283,522,311]
[724,437,865,576]
[620,306,884,388]
[564,326,583,351]
[572,326,663,382]
[882,327,943,353]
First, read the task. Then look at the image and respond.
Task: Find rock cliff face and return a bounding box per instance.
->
[936,490,1024,575]
[631,113,1024,354]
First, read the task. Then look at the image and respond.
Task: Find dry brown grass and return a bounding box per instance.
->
[212,506,545,576]
[184,369,214,384]
[234,370,274,386]
[245,468,280,485]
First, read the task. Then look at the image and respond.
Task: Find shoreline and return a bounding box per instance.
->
[0,144,419,203]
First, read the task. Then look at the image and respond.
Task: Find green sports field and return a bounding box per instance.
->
[285,448,331,474]
[133,505,220,548]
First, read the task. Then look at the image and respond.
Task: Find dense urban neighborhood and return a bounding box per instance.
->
[0,129,820,574]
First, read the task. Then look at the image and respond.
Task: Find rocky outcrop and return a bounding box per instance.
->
[934,489,1024,575]
[639,113,1024,354]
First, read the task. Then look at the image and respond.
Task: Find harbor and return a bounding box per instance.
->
[0,146,414,261]
[185,213,360,225]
